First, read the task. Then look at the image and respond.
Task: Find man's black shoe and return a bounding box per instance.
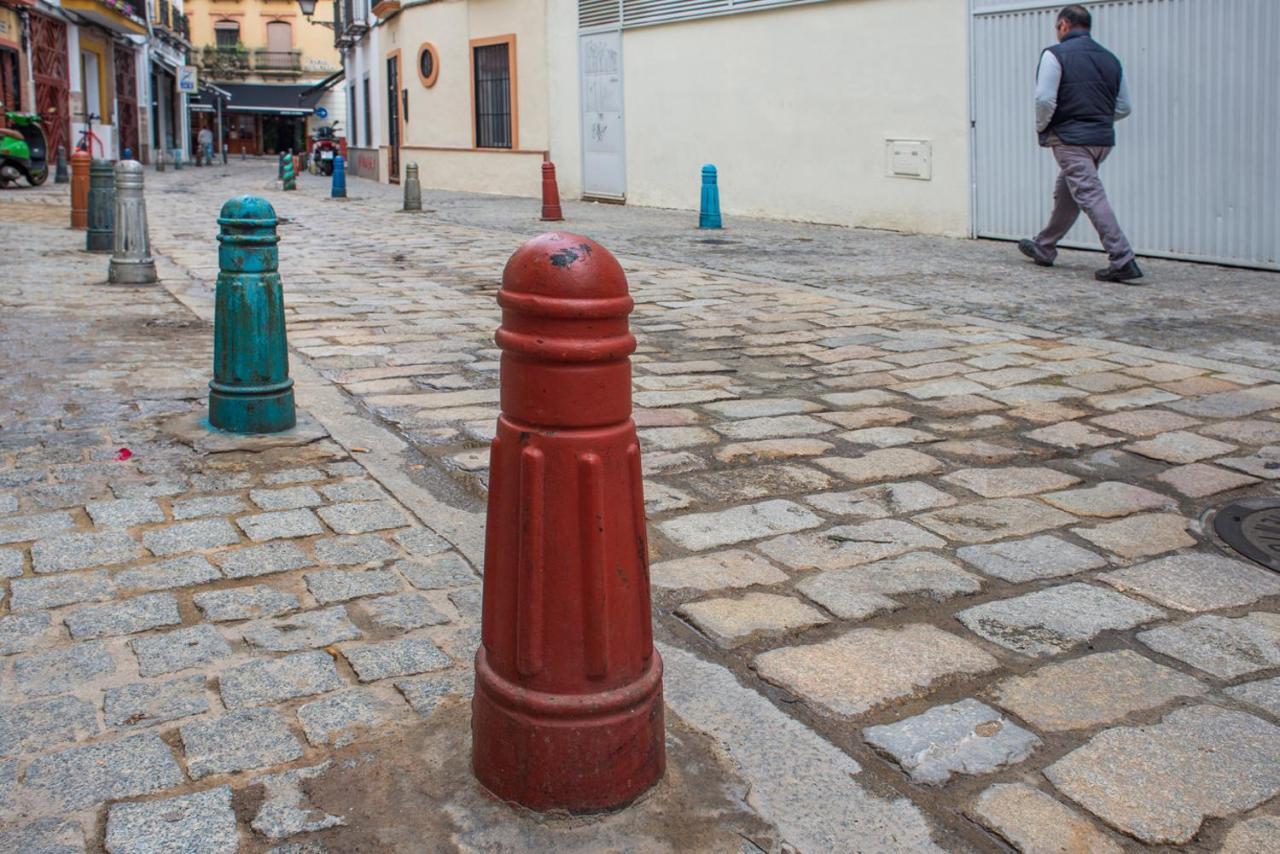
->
[1017,239,1053,267]
[1095,260,1145,284]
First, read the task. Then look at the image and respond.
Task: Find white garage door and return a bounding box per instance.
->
[971,0,1278,270]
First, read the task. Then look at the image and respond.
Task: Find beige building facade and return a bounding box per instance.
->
[339,0,561,191]
[340,0,970,234]
[187,0,343,155]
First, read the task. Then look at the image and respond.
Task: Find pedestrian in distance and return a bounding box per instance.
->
[197,126,214,168]
[1018,5,1142,284]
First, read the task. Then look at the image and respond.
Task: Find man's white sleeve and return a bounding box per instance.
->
[1114,72,1132,120]
[1035,51,1061,133]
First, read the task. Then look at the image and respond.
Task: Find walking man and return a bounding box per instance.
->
[1019,5,1142,283]
[197,126,214,167]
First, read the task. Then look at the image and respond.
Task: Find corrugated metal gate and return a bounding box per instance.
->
[971,0,1278,270]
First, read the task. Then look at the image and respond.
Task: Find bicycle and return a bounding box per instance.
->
[75,112,105,158]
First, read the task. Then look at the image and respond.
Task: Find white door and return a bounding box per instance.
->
[580,31,625,201]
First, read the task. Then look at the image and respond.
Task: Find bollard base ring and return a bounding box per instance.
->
[471,648,665,813]
[208,386,296,435]
[108,259,158,285]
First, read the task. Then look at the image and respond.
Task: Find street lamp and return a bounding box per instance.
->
[296,0,336,29]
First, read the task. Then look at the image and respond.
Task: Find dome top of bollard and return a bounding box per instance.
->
[701,163,717,175]
[501,232,628,302]
[218,195,277,227]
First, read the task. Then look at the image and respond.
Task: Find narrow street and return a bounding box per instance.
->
[1,162,1278,852]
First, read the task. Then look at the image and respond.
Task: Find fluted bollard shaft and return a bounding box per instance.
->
[208,196,296,434]
[402,163,422,211]
[86,160,115,252]
[108,161,157,285]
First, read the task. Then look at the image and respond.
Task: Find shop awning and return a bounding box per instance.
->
[202,83,325,116]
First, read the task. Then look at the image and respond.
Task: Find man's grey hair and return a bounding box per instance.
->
[1058,4,1092,29]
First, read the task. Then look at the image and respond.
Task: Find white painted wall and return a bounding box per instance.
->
[546,0,581,196]
[618,0,971,235]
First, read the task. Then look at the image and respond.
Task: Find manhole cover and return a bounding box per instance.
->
[1214,498,1280,571]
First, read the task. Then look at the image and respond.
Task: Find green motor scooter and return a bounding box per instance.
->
[0,110,50,187]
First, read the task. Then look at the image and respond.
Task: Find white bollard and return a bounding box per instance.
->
[108,161,158,285]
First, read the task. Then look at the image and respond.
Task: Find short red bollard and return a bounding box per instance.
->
[540,161,564,222]
[70,149,91,230]
[473,232,664,812]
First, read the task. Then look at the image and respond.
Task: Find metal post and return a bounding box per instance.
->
[540,161,564,221]
[331,154,346,199]
[70,149,91,229]
[472,232,665,812]
[402,162,422,211]
[86,160,115,252]
[208,196,296,434]
[54,146,69,183]
[699,164,722,229]
[282,153,296,191]
[216,96,225,164]
[108,160,157,285]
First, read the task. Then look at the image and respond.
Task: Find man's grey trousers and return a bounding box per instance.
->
[1033,144,1136,270]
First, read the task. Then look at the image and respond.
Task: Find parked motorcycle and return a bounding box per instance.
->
[0,110,49,187]
[310,122,341,176]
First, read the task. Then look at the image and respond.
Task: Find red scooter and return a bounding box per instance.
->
[310,122,341,176]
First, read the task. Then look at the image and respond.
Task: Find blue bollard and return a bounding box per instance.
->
[122,147,132,160]
[208,196,297,434]
[698,164,722,229]
[331,154,346,199]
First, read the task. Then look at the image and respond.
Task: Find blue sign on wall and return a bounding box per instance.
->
[315,107,329,119]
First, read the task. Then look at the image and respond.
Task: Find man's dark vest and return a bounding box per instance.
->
[1040,30,1123,147]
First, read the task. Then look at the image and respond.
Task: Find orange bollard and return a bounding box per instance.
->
[472,232,664,812]
[70,149,91,230]
[540,161,564,222]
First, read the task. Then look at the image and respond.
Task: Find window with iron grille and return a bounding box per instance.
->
[362,75,371,147]
[214,21,239,48]
[472,43,511,149]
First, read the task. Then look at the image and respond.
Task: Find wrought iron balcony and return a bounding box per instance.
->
[253,49,303,74]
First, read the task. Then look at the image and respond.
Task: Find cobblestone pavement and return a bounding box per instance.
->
[1,163,1279,852]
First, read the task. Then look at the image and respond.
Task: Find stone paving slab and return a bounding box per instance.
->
[756,624,999,718]
[105,786,238,854]
[992,650,1208,731]
[970,783,1123,854]
[863,699,1040,786]
[1044,705,1280,844]
[956,583,1165,657]
[1099,552,1280,612]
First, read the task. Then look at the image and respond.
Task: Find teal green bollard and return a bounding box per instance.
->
[208,196,296,434]
[698,164,722,229]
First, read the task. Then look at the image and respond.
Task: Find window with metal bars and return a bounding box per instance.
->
[362,75,371,147]
[473,43,512,149]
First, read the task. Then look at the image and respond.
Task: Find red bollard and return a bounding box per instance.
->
[473,232,664,812]
[540,161,564,222]
[70,149,91,230]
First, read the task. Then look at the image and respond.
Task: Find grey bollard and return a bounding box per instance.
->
[54,146,69,183]
[108,161,157,285]
[222,144,228,165]
[403,162,422,211]
[173,149,183,170]
[156,149,165,172]
[86,159,115,252]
